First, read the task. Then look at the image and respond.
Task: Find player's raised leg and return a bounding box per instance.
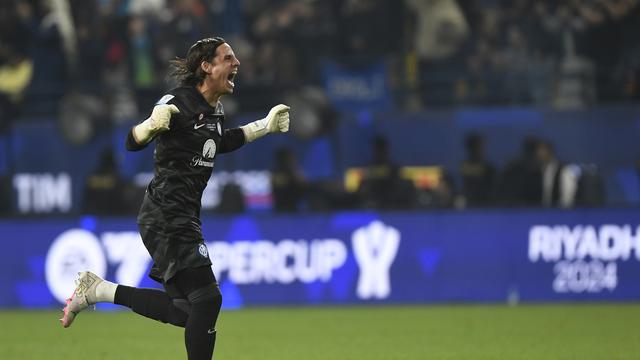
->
[60,271,117,328]
[60,271,191,329]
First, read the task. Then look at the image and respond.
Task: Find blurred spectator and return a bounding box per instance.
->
[409,0,469,105]
[338,0,403,63]
[127,15,162,111]
[553,10,596,111]
[459,132,496,207]
[128,0,167,16]
[501,25,531,104]
[74,16,106,92]
[48,0,78,71]
[462,38,500,104]
[358,135,417,210]
[574,164,606,207]
[407,0,469,61]
[271,147,307,212]
[459,8,504,104]
[0,48,33,131]
[528,48,556,107]
[0,0,34,130]
[498,136,542,207]
[82,148,129,215]
[536,140,578,208]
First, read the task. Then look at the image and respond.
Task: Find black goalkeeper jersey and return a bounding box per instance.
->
[131,86,245,237]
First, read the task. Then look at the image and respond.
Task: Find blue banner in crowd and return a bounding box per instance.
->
[1,209,640,309]
[322,61,392,112]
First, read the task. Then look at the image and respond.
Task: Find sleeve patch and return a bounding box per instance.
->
[156,94,175,105]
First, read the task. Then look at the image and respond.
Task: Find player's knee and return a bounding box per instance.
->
[187,284,221,306]
[167,298,190,327]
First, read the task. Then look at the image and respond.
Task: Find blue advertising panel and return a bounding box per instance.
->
[1,209,640,309]
[322,61,392,112]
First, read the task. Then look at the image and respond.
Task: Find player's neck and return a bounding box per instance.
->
[196,83,221,107]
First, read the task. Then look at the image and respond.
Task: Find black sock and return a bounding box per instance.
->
[114,285,135,307]
[182,284,223,360]
[184,300,221,360]
[114,285,189,327]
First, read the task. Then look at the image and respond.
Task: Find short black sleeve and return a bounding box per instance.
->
[125,128,148,151]
[218,128,246,154]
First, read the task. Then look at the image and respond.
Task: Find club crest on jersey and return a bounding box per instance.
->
[198,244,209,258]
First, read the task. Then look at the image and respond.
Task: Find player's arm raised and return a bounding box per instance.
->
[125,104,180,151]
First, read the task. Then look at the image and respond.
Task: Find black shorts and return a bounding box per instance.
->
[139,224,212,283]
[163,266,219,300]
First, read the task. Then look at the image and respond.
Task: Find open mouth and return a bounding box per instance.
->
[227,71,237,87]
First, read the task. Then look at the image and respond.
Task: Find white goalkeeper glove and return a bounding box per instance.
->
[132,104,180,144]
[241,104,290,143]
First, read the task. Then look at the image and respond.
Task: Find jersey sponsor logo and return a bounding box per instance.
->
[199,243,209,258]
[156,94,174,105]
[203,139,217,159]
[191,156,214,168]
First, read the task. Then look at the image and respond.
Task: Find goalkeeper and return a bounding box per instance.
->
[60,37,290,360]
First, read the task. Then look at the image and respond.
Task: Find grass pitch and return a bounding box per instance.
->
[1,304,639,359]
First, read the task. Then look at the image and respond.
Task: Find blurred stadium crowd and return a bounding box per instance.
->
[0,0,637,215]
[1,0,639,121]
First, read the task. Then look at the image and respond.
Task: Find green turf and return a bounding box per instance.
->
[1,304,639,359]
